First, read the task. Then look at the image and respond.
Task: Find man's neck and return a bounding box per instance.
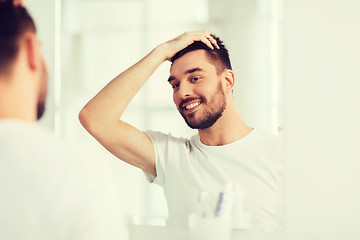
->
[198,107,253,146]
[0,83,37,122]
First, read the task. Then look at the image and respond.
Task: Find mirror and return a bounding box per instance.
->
[60,0,283,232]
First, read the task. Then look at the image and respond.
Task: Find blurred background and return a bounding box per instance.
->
[26,0,360,239]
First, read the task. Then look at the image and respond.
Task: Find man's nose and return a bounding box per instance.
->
[177,82,193,99]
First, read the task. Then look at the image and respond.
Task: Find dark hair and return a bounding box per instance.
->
[0,0,36,74]
[171,34,232,74]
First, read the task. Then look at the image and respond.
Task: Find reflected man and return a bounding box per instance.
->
[80,31,282,231]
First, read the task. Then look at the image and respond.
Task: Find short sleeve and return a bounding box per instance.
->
[143,130,170,186]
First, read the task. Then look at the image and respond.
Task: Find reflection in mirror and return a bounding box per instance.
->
[61,0,283,235]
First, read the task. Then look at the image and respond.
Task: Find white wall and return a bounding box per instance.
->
[283,0,360,239]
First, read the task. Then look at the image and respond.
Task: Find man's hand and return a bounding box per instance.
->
[158,30,220,61]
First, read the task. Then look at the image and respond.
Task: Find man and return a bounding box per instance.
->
[80,31,282,231]
[0,1,124,239]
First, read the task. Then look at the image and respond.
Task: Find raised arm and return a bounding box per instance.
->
[79,31,219,176]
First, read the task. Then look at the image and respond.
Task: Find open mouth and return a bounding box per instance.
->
[181,100,202,114]
[185,101,200,110]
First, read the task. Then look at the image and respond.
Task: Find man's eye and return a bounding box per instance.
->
[172,83,180,89]
[191,77,200,82]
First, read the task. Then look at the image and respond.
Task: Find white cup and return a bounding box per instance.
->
[188,214,232,240]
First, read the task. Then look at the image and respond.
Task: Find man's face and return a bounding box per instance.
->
[169,50,226,129]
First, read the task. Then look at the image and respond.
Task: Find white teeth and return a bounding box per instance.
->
[185,102,200,110]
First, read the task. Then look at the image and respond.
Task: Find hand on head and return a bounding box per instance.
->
[160,31,220,61]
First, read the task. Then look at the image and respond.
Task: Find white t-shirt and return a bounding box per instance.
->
[0,119,125,240]
[144,129,282,231]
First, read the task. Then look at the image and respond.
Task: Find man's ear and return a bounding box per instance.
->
[23,32,40,72]
[223,69,235,94]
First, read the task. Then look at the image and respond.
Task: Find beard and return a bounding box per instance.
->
[179,82,226,129]
[37,58,48,120]
[37,100,46,120]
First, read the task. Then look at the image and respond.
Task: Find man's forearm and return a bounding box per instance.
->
[79,46,166,129]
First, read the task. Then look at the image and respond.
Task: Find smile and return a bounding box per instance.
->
[185,102,200,110]
[181,100,202,115]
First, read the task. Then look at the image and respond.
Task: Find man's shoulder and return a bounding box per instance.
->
[241,129,282,154]
[0,119,60,151]
[0,119,108,170]
[252,128,280,142]
[144,130,193,145]
[0,119,118,191]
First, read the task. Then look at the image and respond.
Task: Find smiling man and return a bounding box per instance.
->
[80,31,282,231]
